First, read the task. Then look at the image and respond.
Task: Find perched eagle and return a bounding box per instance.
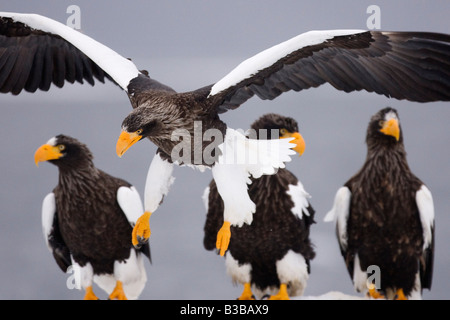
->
[324,107,434,300]
[34,135,150,300]
[203,114,315,300]
[1,13,449,255]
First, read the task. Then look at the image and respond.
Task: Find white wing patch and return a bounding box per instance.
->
[286,182,311,219]
[324,186,352,250]
[41,192,56,249]
[209,29,365,96]
[1,12,140,90]
[117,186,144,225]
[416,185,435,250]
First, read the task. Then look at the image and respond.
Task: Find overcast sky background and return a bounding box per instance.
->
[1,1,449,300]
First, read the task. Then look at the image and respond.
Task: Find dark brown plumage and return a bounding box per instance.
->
[326,107,434,299]
[203,114,315,300]
[35,135,150,300]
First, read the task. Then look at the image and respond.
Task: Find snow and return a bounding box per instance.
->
[296,291,366,300]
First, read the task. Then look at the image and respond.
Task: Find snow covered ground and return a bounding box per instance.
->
[297,291,365,300]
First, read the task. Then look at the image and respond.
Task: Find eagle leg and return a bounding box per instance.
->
[367,284,385,299]
[268,283,290,300]
[83,286,99,300]
[237,283,255,300]
[394,288,407,300]
[216,221,231,256]
[132,211,152,249]
[108,281,127,300]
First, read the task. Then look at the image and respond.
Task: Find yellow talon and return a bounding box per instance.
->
[395,288,407,300]
[108,281,127,300]
[367,283,385,299]
[268,283,290,300]
[237,283,255,300]
[216,221,231,256]
[83,285,99,300]
[132,211,151,248]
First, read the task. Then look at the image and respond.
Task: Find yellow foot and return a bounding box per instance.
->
[83,286,99,300]
[132,211,151,249]
[109,281,127,300]
[268,283,290,300]
[395,288,408,300]
[367,283,385,299]
[216,221,231,256]
[237,283,255,300]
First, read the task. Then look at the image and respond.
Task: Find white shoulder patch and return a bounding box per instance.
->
[144,153,175,213]
[117,186,144,225]
[286,182,311,219]
[202,186,210,211]
[324,186,352,250]
[42,192,56,249]
[1,12,140,90]
[416,185,435,249]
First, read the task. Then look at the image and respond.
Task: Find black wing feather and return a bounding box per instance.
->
[0,17,112,95]
[203,181,223,252]
[47,210,72,273]
[421,226,434,290]
[211,31,450,112]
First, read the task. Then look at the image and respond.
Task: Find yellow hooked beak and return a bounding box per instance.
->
[380,118,400,141]
[34,144,63,167]
[281,131,306,156]
[116,130,142,157]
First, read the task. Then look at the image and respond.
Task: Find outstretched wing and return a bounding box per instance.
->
[208,30,450,113]
[41,192,71,272]
[0,12,140,94]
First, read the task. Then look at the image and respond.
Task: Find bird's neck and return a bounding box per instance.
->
[362,142,410,180]
[57,163,99,192]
